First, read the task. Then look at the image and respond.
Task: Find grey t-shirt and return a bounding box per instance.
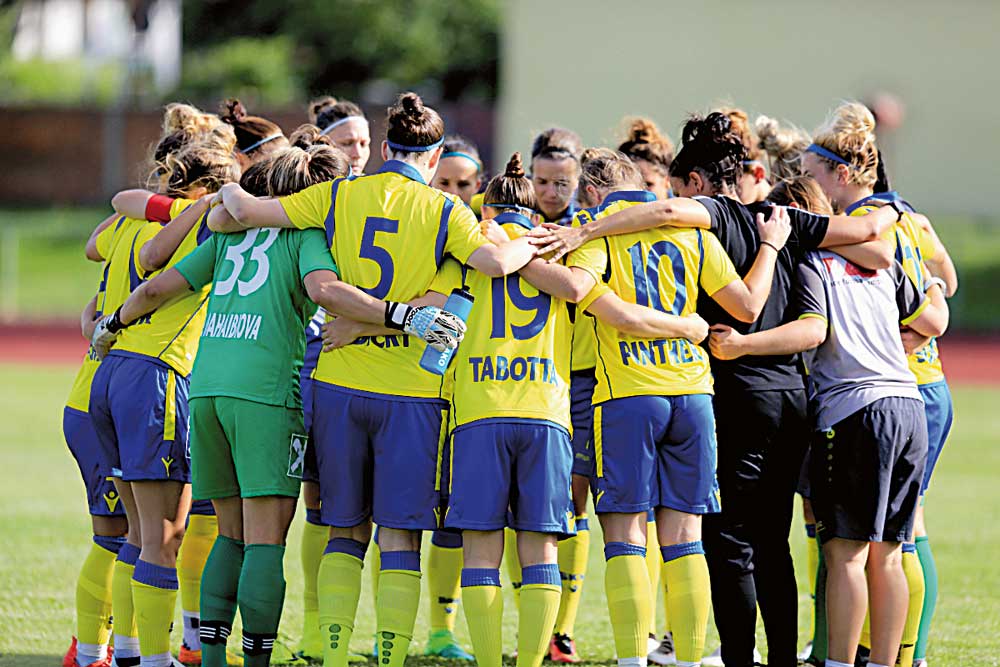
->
[793,251,927,430]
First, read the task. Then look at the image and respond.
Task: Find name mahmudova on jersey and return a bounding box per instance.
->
[203,311,263,341]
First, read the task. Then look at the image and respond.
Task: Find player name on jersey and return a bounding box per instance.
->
[202,312,263,341]
[619,337,705,367]
[468,355,562,385]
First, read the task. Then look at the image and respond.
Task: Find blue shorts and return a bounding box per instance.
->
[190,499,216,515]
[570,370,597,478]
[311,382,448,530]
[301,378,320,484]
[918,380,953,494]
[445,418,574,536]
[90,352,191,483]
[64,407,126,517]
[592,394,721,515]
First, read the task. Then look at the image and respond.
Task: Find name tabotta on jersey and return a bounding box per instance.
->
[468,355,562,385]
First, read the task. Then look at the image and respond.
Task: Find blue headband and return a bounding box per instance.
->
[442,151,481,170]
[386,137,444,153]
[240,133,283,154]
[486,203,535,216]
[806,144,853,169]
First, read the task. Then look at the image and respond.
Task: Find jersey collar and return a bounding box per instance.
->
[849,190,916,215]
[377,159,426,185]
[493,211,534,230]
[598,189,656,213]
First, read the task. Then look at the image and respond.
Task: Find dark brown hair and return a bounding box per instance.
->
[441,135,483,172]
[618,117,674,174]
[484,152,537,211]
[531,127,583,163]
[221,99,288,157]
[287,123,336,150]
[239,159,273,197]
[385,92,444,153]
[669,112,748,193]
[309,95,367,128]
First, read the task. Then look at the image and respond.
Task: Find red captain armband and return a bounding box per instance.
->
[145,194,175,222]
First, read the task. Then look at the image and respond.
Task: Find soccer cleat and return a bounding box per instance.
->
[701,645,762,667]
[648,633,661,656]
[424,629,474,660]
[648,632,676,666]
[549,634,581,664]
[64,637,79,667]
[178,644,201,666]
[855,644,870,667]
[798,641,813,662]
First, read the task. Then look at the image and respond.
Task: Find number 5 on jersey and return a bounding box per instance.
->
[215,228,281,297]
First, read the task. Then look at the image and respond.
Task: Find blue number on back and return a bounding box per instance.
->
[628,240,687,314]
[490,274,551,340]
[359,217,399,298]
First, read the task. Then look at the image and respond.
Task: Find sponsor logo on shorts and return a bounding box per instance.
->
[103,488,120,513]
[288,434,307,479]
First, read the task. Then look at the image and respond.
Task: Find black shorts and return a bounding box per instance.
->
[810,396,927,543]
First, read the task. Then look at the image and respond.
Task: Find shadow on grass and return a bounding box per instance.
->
[0,655,62,667]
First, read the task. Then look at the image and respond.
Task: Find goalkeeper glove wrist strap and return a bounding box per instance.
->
[106,306,131,334]
[384,301,413,331]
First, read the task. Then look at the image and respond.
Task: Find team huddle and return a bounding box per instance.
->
[60,90,958,667]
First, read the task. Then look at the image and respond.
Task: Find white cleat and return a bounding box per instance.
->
[648,633,676,666]
[700,645,762,667]
[798,642,814,662]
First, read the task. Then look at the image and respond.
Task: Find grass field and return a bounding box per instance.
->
[1,363,998,667]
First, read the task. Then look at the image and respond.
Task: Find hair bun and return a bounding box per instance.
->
[308,96,338,122]
[221,99,247,124]
[628,118,657,144]
[504,152,525,178]
[289,123,333,150]
[400,92,425,117]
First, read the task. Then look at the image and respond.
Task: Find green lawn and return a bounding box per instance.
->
[0,364,998,667]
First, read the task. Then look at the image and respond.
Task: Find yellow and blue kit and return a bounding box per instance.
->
[567,190,742,516]
[89,200,211,484]
[278,159,488,530]
[444,211,575,536]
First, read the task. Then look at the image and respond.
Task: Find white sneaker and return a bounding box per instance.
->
[798,642,813,662]
[648,634,676,666]
[648,635,662,655]
[700,645,762,667]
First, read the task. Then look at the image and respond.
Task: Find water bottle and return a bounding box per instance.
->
[420,288,474,375]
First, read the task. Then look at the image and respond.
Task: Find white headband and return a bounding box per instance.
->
[319,116,368,136]
[239,133,283,154]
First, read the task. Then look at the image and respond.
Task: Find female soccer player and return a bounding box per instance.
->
[801,102,959,667]
[221,99,289,170]
[207,91,538,667]
[527,113,901,667]
[618,117,674,201]
[720,107,771,205]
[311,96,372,176]
[432,135,484,208]
[530,128,583,224]
[706,226,949,667]
[88,134,240,667]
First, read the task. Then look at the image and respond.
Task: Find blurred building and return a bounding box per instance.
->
[12,0,181,92]
[498,0,1000,214]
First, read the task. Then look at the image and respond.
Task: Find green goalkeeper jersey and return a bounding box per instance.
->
[175,227,338,408]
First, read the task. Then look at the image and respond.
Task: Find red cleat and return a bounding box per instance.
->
[63,639,114,667]
[549,634,582,664]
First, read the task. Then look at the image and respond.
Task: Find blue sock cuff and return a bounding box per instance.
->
[94,535,127,554]
[522,563,561,587]
[133,559,179,590]
[461,567,501,587]
[117,542,140,566]
[661,540,704,563]
[305,508,324,526]
[604,541,646,560]
[902,542,917,554]
[431,529,464,549]
[576,517,590,531]
[324,538,367,561]
[806,523,817,538]
[646,508,656,522]
[381,550,421,572]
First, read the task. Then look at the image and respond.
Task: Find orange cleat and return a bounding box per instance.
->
[178,644,202,666]
[63,638,79,667]
[549,634,582,664]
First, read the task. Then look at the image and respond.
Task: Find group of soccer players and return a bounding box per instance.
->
[59,89,958,667]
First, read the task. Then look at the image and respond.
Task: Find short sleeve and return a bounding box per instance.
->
[444,202,489,263]
[698,230,741,296]
[566,238,609,286]
[429,258,464,295]
[297,229,338,280]
[792,258,829,322]
[692,196,724,234]
[788,207,831,251]
[893,262,930,325]
[579,282,613,312]
[133,221,164,279]
[169,198,197,220]
[907,215,937,261]
[95,220,119,259]
[279,180,334,230]
[173,234,218,290]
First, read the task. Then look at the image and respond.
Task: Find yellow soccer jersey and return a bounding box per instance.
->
[279,160,489,399]
[113,211,212,376]
[852,205,945,385]
[567,191,740,403]
[451,213,572,430]
[568,208,597,372]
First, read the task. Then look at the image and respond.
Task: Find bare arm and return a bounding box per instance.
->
[111,189,154,219]
[708,318,827,361]
[206,200,246,234]
[587,293,709,342]
[217,183,294,229]
[826,241,893,270]
[118,268,193,324]
[905,285,949,338]
[912,214,958,296]
[85,213,120,262]
[303,270,393,324]
[465,236,536,277]
[527,198,712,262]
[138,197,210,272]
[819,207,896,247]
[518,261,596,303]
[81,296,98,339]
[320,291,448,351]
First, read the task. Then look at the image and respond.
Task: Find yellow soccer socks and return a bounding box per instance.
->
[899,544,926,667]
[178,513,218,654]
[604,542,652,665]
[298,510,328,657]
[318,538,367,667]
[427,531,464,636]
[517,564,561,667]
[376,551,422,667]
[112,543,141,667]
[554,516,590,638]
[131,559,179,667]
[661,542,710,667]
[461,568,504,667]
[646,515,661,639]
[75,536,125,666]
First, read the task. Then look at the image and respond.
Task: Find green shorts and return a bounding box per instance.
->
[190,396,306,500]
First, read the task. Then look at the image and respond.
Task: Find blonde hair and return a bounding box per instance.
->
[768,175,834,216]
[755,115,811,182]
[579,147,644,194]
[618,117,674,174]
[265,125,350,196]
[812,101,879,188]
[157,134,241,197]
[147,103,234,189]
